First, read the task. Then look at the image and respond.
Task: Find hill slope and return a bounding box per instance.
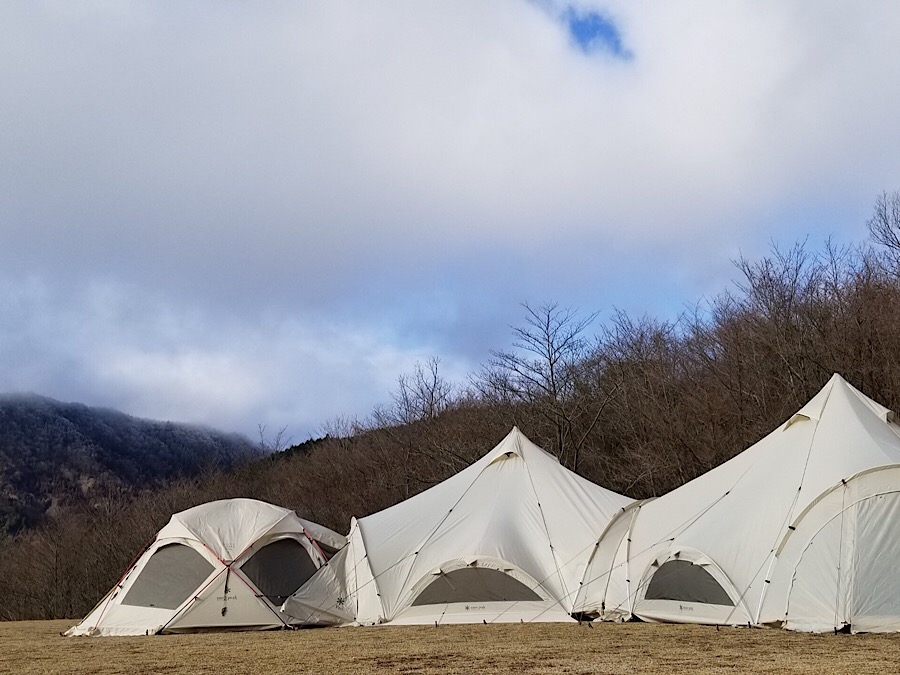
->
[0,394,260,532]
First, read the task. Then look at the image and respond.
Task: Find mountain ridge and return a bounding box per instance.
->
[0,393,261,533]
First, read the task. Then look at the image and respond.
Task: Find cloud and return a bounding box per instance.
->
[0,276,451,436]
[1,2,899,436]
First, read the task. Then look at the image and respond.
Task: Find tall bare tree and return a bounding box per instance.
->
[478,302,602,471]
[867,189,900,261]
[389,357,455,425]
[257,424,292,453]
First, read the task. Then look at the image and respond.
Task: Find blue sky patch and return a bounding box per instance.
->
[564,8,631,59]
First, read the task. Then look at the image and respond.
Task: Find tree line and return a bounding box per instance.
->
[2,190,899,621]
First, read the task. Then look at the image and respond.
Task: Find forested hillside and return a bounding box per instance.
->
[0,395,260,533]
[1,191,899,622]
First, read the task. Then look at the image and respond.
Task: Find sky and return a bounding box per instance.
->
[2,1,900,442]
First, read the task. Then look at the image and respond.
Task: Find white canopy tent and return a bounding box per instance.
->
[575,374,900,633]
[67,498,345,636]
[283,427,633,626]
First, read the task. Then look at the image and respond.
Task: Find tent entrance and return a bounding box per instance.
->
[851,491,900,630]
[644,559,734,606]
[784,485,900,633]
[633,548,750,625]
[122,543,214,610]
[408,558,547,608]
[412,567,542,606]
[240,538,318,606]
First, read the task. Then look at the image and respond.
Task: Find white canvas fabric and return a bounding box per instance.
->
[283,427,633,626]
[575,374,900,633]
[66,498,345,636]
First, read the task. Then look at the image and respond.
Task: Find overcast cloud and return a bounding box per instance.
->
[2,1,899,439]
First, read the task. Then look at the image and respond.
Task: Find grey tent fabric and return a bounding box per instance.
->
[122,544,215,610]
[411,568,542,606]
[644,560,734,606]
[240,539,318,605]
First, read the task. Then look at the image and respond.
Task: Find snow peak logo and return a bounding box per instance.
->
[678,604,694,612]
[464,605,486,611]
[216,594,238,602]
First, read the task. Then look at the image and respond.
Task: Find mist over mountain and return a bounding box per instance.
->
[0,394,260,533]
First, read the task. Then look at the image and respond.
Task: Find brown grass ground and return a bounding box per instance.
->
[2,619,899,675]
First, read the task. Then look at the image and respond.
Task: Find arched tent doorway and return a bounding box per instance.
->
[387,557,563,624]
[632,548,752,625]
[767,466,900,632]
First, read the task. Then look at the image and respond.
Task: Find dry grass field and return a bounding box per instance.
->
[2,619,899,675]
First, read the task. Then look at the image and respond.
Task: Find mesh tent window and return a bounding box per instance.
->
[412,567,542,606]
[644,559,734,606]
[240,538,318,605]
[122,544,215,610]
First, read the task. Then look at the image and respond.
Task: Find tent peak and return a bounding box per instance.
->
[486,427,561,466]
[785,373,896,429]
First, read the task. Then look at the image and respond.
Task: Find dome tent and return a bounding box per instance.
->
[575,374,900,633]
[283,427,633,626]
[66,498,345,636]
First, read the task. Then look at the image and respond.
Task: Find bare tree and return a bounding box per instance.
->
[390,357,455,425]
[867,189,900,260]
[478,302,600,471]
[364,357,464,499]
[257,424,293,453]
[318,414,365,440]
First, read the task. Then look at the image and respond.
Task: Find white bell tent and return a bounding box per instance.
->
[283,427,633,626]
[574,374,900,633]
[66,498,345,636]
